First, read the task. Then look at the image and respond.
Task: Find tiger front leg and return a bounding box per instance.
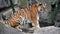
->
[15,25,22,32]
[32,21,40,31]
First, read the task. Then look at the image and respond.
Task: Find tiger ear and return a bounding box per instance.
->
[43,3,46,7]
[36,3,42,7]
[39,3,42,6]
[34,3,42,7]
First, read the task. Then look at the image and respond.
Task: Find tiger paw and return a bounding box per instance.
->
[18,29,22,32]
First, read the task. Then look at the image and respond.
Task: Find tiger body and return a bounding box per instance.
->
[2,3,47,31]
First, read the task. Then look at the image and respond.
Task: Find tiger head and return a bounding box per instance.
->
[35,3,47,12]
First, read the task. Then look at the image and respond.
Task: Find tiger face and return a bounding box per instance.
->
[36,3,47,12]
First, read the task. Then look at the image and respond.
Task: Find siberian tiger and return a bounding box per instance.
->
[1,3,47,31]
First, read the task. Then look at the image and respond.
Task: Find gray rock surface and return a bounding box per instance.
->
[1,6,19,20]
[0,0,17,8]
[0,22,24,34]
[33,26,60,34]
[55,13,60,27]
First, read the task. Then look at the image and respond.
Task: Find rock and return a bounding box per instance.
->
[2,10,13,20]
[33,26,60,34]
[55,13,60,27]
[0,0,17,8]
[1,6,19,20]
[0,22,24,34]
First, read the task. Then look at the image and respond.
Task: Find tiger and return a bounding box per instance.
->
[1,2,47,31]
